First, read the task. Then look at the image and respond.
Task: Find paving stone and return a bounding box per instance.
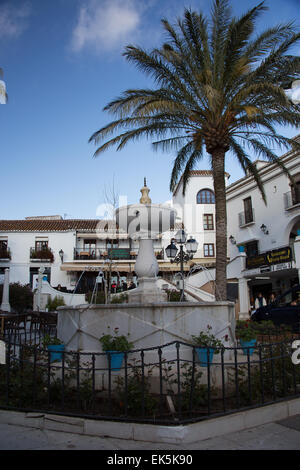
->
[223,422,300,450]
[277,414,300,431]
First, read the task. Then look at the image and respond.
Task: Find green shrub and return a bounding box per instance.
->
[191,325,223,352]
[46,295,65,312]
[115,359,158,416]
[165,289,181,301]
[236,320,257,341]
[0,282,33,313]
[99,327,133,352]
[85,291,106,304]
[43,334,63,346]
[111,293,128,304]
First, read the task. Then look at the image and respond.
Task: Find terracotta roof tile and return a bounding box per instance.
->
[0,219,101,232]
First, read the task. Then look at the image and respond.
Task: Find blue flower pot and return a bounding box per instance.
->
[240,339,257,356]
[196,347,214,367]
[47,344,65,363]
[106,351,124,371]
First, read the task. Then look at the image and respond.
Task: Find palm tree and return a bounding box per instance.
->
[89,0,300,300]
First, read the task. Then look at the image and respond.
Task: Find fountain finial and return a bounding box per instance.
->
[140,177,152,204]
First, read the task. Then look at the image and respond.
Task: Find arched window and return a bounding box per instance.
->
[197,189,215,204]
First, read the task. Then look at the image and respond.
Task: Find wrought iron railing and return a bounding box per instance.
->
[73,248,164,261]
[1,329,299,425]
[30,247,54,262]
[73,248,138,261]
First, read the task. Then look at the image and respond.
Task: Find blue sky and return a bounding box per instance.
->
[0,0,299,219]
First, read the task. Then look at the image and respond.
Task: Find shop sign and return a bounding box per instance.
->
[266,246,293,265]
[273,262,292,271]
[108,248,131,259]
[246,246,293,269]
[246,254,267,269]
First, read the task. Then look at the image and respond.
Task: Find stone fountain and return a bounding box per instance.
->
[57,180,236,384]
[116,178,174,303]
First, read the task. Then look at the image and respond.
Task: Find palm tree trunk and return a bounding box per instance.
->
[211,148,227,301]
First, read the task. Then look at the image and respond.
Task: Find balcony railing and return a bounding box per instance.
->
[30,247,54,262]
[283,191,300,210]
[0,247,11,260]
[73,248,165,261]
[238,208,255,227]
[74,248,137,260]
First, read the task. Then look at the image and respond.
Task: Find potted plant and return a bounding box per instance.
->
[43,334,65,362]
[236,320,257,356]
[191,325,223,366]
[99,327,134,371]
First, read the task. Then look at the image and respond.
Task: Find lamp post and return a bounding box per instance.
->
[59,249,64,262]
[165,229,198,301]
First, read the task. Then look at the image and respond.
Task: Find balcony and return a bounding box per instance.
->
[0,247,11,260]
[74,248,137,261]
[238,208,255,227]
[73,247,165,261]
[283,191,300,210]
[30,247,54,262]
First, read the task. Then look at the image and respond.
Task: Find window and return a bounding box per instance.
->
[291,179,300,205]
[197,189,215,204]
[106,239,119,249]
[0,240,8,250]
[84,239,96,250]
[203,214,214,230]
[204,244,215,257]
[35,240,48,251]
[245,240,259,257]
[243,197,254,224]
[30,267,51,288]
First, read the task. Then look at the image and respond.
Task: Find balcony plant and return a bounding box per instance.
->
[31,248,54,262]
[43,334,65,363]
[191,325,223,366]
[236,320,257,356]
[99,327,134,371]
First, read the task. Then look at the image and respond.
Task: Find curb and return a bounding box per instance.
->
[0,398,300,444]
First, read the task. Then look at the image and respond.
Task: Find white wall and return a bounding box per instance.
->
[0,231,76,288]
[172,175,217,258]
[227,154,300,260]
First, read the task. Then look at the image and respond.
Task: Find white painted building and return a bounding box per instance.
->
[0,176,222,297]
[225,136,300,317]
[4,138,299,317]
[171,170,230,263]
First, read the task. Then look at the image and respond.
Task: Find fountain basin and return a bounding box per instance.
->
[116,203,176,240]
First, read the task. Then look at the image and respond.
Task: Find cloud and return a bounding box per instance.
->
[0,2,31,39]
[71,0,142,53]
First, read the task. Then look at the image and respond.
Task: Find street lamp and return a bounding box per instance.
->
[165,230,198,301]
[59,249,64,262]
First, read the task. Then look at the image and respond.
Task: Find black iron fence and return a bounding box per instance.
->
[1,329,300,425]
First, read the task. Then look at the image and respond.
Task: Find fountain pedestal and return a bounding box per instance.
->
[128,238,167,303]
[116,180,172,304]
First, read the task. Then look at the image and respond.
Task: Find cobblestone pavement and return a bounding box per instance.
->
[0,415,300,450]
